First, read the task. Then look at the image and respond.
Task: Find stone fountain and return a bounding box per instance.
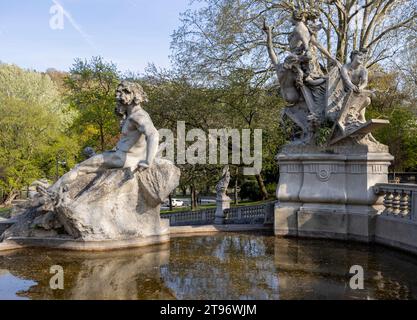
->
[0,81,180,251]
[263,10,393,241]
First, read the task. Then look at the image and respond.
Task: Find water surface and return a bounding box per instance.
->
[1,232,417,300]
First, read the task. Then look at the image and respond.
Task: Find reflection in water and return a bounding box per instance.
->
[162,235,279,299]
[0,271,36,300]
[1,232,417,299]
[0,244,174,300]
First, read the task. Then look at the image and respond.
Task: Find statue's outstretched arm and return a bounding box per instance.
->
[263,20,279,68]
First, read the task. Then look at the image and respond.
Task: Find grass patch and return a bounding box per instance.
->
[0,207,12,219]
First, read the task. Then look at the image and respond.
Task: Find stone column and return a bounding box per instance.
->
[214,165,231,225]
[215,195,231,225]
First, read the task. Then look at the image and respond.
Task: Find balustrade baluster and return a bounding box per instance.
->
[384,192,394,214]
[399,193,410,217]
[392,192,401,215]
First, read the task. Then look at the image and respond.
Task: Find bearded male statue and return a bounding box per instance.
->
[1,81,180,244]
[53,81,159,192]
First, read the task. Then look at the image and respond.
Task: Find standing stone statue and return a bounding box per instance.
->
[214,165,231,224]
[1,81,180,245]
[263,10,335,144]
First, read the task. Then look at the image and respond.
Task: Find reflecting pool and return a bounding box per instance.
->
[1,232,417,300]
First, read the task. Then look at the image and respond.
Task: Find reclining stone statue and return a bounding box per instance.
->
[1,81,180,244]
[53,81,159,192]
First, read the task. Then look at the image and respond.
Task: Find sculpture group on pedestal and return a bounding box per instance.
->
[269,8,394,241]
[263,9,387,147]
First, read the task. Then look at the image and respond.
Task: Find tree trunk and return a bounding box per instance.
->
[3,191,18,206]
[191,185,196,210]
[99,124,105,152]
[234,167,239,205]
[169,194,173,211]
[193,188,198,209]
[255,174,269,200]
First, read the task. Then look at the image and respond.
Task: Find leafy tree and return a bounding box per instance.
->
[65,56,120,152]
[0,64,71,121]
[0,64,80,205]
[172,0,417,82]
[45,68,69,95]
[367,69,417,171]
[143,66,284,201]
[369,107,417,171]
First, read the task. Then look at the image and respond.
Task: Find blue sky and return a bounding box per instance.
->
[0,0,195,73]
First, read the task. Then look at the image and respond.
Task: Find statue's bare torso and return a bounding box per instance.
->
[114,108,153,167]
[83,106,158,171]
[345,65,367,88]
[52,82,159,191]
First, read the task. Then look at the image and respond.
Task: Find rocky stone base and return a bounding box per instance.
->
[1,158,180,247]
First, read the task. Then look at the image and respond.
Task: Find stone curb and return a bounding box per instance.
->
[170,224,272,236]
[0,234,170,252]
[0,224,272,252]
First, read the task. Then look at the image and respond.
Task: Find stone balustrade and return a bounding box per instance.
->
[162,208,216,226]
[161,202,275,227]
[374,183,417,220]
[224,203,273,224]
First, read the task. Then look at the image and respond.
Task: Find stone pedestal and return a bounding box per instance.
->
[275,144,393,242]
[214,196,231,225]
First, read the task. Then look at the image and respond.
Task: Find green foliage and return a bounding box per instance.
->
[65,56,120,152]
[0,64,80,204]
[315,121,334,147]
[143,67,285,196]
[0,64,60,107]
[368,106,417,171]
[0,97,80,201]
[239,178,262,201]
[367,69,417,172]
